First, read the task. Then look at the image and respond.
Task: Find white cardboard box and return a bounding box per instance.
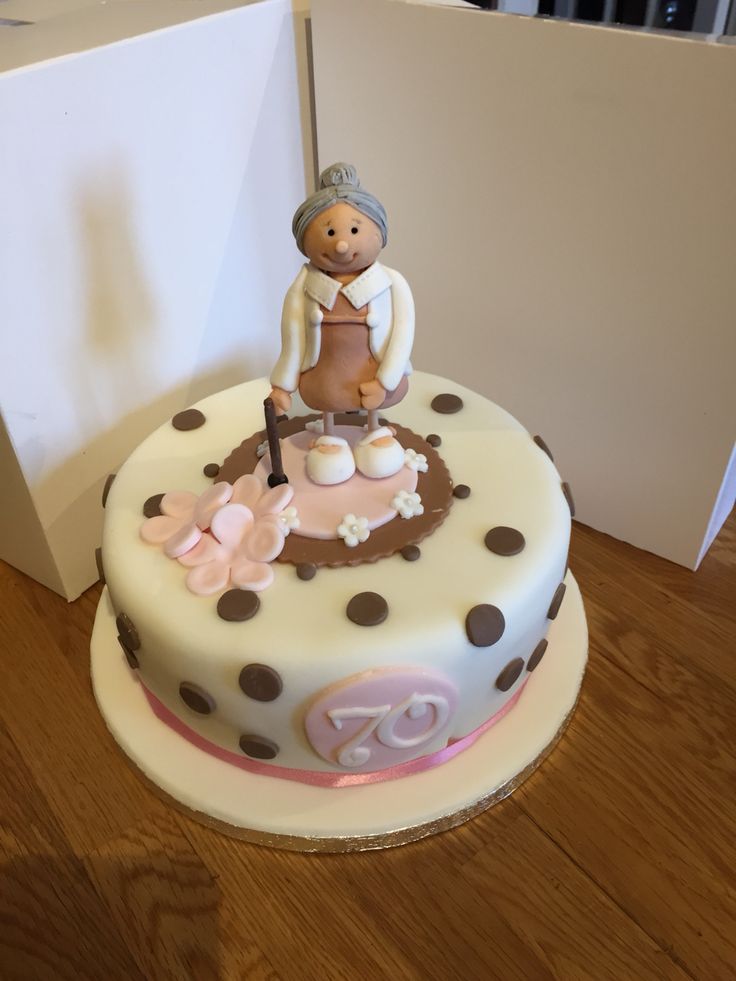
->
[311,0,736,569]
[0,0,311,598]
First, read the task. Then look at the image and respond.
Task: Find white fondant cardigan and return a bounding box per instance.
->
[270,261,414,396]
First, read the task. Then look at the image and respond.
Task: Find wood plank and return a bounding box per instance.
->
[85,811,231,981]
[0,722,145,981]
[0,562,162,853]
[515,652,736,979]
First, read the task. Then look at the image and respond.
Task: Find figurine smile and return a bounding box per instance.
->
[268,162,415,485]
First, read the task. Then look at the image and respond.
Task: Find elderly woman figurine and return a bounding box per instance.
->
[268,163,414,485]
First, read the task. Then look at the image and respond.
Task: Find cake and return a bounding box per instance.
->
[91,164,586,846]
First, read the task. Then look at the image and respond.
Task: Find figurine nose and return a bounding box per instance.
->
[335,240,349,255]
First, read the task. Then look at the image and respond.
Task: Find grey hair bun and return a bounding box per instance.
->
[292,162,388,256]
[319,162,360,189]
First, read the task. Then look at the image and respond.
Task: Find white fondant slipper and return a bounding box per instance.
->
[354,426,405,479]
[306,435,356,486]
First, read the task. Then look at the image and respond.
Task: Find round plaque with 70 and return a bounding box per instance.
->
[304,668,459,771]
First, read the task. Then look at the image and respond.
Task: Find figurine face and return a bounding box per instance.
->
[302,202,383,275]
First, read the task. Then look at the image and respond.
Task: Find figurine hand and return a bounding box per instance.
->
[359,379,386,410]
[269,388,292,413]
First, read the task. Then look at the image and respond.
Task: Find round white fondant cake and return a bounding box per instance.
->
[98,371,577,791]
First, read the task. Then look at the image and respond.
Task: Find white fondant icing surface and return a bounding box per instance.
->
[102,372,573,775]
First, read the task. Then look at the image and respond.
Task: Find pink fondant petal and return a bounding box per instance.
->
[177,534,228,568]
[254,484,294,517]
[210,503,254,549]
[194,482,233,530]
[164,522,202,559]
[229,558,275,591]
[230,474,265,510]
[160,490,198,519]
[185,560,231,596]
[140,515,184,544]
[240,519,285,563]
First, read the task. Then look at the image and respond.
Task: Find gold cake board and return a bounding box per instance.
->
[91,576,587,853]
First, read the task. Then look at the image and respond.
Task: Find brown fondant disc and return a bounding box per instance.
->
[484,527,526,557]
[533,435,554,461]
[102,473,116,508]
[465,605,505,647]
[115,613,140,651]
[239,664,283,702]
[400,545,421,561]
[496,658,524,692]
[347,592,388,627]
[203,463,220,478]
[239,734,279,760]
[172,408,206,432]
[431,393,464,414]
[453,485,471,500]
[217,589,260,622]
[527,639,548,672]
[547,583,567,620]
[179,682,216,715]
[426,434,442,447]
[143,493,165,518]
[117,635,139,670]
[95,547,105,585]
[562,482,576,517]
[296,563,317,581]
[218,414,453,569]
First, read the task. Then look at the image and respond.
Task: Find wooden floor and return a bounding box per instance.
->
[1,514,734,981]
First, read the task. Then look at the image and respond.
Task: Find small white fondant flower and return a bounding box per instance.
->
[277,506,300,536]
[305,418,324,434]
[337,513,370,548]
[256,439,269,458]
[404,448,428,473]
[391,489,424,519]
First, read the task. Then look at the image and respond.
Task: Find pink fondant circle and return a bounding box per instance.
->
[254,427,417,541]
[305,668,459,772]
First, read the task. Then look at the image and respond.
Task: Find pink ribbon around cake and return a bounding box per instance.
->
[141,680,529,788]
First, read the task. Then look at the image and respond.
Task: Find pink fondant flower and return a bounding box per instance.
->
[140,475,294,595]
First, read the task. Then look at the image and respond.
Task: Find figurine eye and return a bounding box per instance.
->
[327,229,335,237]
[351,227,358,235]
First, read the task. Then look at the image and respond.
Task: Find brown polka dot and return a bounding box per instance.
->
[533,435,554,461]
[172,408,206,431]
[117,636,139,670]
[296,562,317,581]
[453,484,471,499]
[94,547,105,584]
[239,663,282,702]
[547,583,566,620]
[203,463,220,478]
[239,734,279,760]
[347,592,388,627]
[484,527,526,556]
[527,639,548,672]
[431,393,464,414]
[142,493,165,518]
[426,434,442,447]
[562,482,575,517]
[102,473,116,508]
[116,613,140,651]
[179,682,216,714]
[217,589,260,622]
[400,545,421,561]
[496,657,524,692]
[465,605,505,647]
